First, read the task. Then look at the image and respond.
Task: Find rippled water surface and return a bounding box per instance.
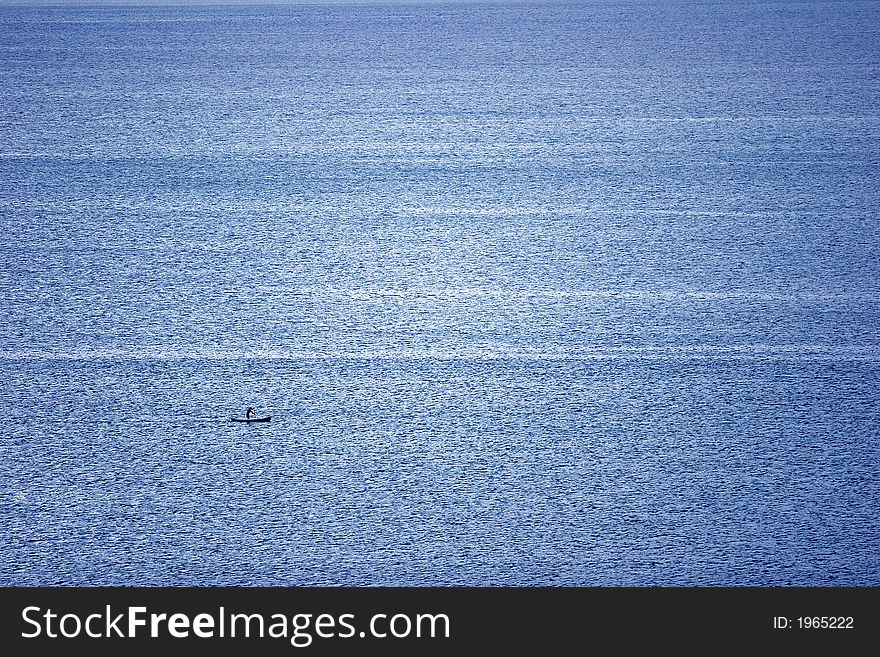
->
[1,0,878,585]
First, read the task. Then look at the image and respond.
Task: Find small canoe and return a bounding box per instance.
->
[231,416,271,423]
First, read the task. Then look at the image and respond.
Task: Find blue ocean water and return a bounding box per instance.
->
[0,0,878,585]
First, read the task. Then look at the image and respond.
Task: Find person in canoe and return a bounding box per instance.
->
[246,406,255,419]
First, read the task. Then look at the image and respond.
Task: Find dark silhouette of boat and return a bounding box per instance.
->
[231,416,271,423]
